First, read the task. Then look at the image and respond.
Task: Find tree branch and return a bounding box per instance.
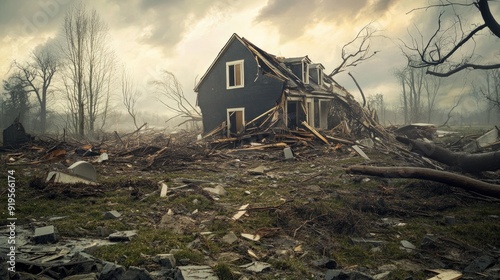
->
[347,165,500,198]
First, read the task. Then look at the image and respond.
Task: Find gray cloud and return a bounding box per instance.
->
[0,0,76,38]
[129,0,232,53]
[0,0,233,55]
[254,0,400,41]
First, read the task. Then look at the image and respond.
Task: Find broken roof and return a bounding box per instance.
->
[194,33,333,92]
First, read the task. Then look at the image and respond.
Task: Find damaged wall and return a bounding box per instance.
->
[197,37,284,134]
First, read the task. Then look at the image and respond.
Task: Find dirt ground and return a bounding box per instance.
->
[1,130,500,279]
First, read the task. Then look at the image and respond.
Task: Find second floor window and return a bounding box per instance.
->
[226,60,244,89]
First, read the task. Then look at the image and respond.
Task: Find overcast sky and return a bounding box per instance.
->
[0,0,498,115]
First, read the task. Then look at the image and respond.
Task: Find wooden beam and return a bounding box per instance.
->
[301,121,329,145]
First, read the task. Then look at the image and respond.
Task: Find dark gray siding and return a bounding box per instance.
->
[198,38,284,134]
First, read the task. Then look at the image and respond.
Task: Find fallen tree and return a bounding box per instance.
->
[396,136,500,173]
[346,165,500,198]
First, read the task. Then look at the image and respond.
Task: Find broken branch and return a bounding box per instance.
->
[346,165,500,198]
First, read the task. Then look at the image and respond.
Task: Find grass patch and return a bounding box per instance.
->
[88,228,195,267]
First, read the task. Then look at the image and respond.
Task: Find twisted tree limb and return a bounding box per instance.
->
[346,165,500,198]
[397,136,500,173]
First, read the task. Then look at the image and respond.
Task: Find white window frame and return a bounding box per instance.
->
[317,68,323,85]
[226,60,244,89]
[302,61,309,84]
[227,107,245,136]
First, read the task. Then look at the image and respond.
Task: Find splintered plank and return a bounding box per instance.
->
[232,204,250,221]
[300,121,329,145]
[426,269,462,280]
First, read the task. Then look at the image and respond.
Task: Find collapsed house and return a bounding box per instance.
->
[195,33,372,140]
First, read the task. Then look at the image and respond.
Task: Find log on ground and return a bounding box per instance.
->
[346,165,500,198]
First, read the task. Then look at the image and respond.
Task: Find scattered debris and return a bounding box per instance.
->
[103,210,122,219]
[2,119,32,148]
[232,204,250,221]
[241,233,261,242]
[392,123,437,140]
[463,127,500,152]
[352,145,370,160]
[33,226,59,244]
[158,180,168,197]
[463,255,496,273]
[426,269,462,280]
[178,265,218,280]
[97,152,109,163]
[239,261,271,273]
[203,184,227,196]
[46,171,98,185]
[248,165,267,175]
[153,254,176,268]
[108,230,137,242]
[69,161,97,181]
[400,240,416,253]
[283,147,294,160]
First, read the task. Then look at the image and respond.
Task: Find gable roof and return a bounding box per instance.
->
[194,33,333,92]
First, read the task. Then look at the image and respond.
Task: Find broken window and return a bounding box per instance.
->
[226,60,244,89]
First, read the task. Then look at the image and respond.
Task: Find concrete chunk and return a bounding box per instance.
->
[178,265,218,280]
[46,171,97,185]
[104,210,122,219]
[100,261,125,279]
[108,230,137,242]
[222,231,238,244]
[283,147,294,160]
[153,254,176,268]
[68,161,97,181]
[33,225,59,244]
[123,266,153,280]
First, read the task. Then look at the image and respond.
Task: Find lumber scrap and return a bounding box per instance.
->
[346,165,500,198]
[301,121,329,145]
[426,269,462,280]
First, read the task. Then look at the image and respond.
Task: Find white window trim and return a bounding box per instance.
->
[303,61,309,84]
[226,60,244,89]
[227,107,245,137]
[306,99,314,126]
[317,68,323,85]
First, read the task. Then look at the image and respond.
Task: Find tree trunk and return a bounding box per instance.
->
[397,136,500,172]
[346,165,500,198]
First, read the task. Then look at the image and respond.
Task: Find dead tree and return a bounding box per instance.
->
[61,3,87,137]
[476,69,500,113]
[328,23,378,78]
[150,70,202,127]
[394,65,425,124]
[397,136,500,173]
[404,0,500,77]
[12,44,58,134]
[121,69,141,130]
[60,3,115,137]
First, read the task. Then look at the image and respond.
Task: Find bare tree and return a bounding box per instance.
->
[2,76,31,123]
[60,3,115,137]
[395,65,425,124]
[150,70,202,127]
[367,93,386,124]
[121,69,141,129]
[404,0,500,77]
[61,3,87,137]
[85,9,115,135]
[477,69,500,114]
[328,23,379,78]
[11,45,58,133]
[423,74,441,123]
